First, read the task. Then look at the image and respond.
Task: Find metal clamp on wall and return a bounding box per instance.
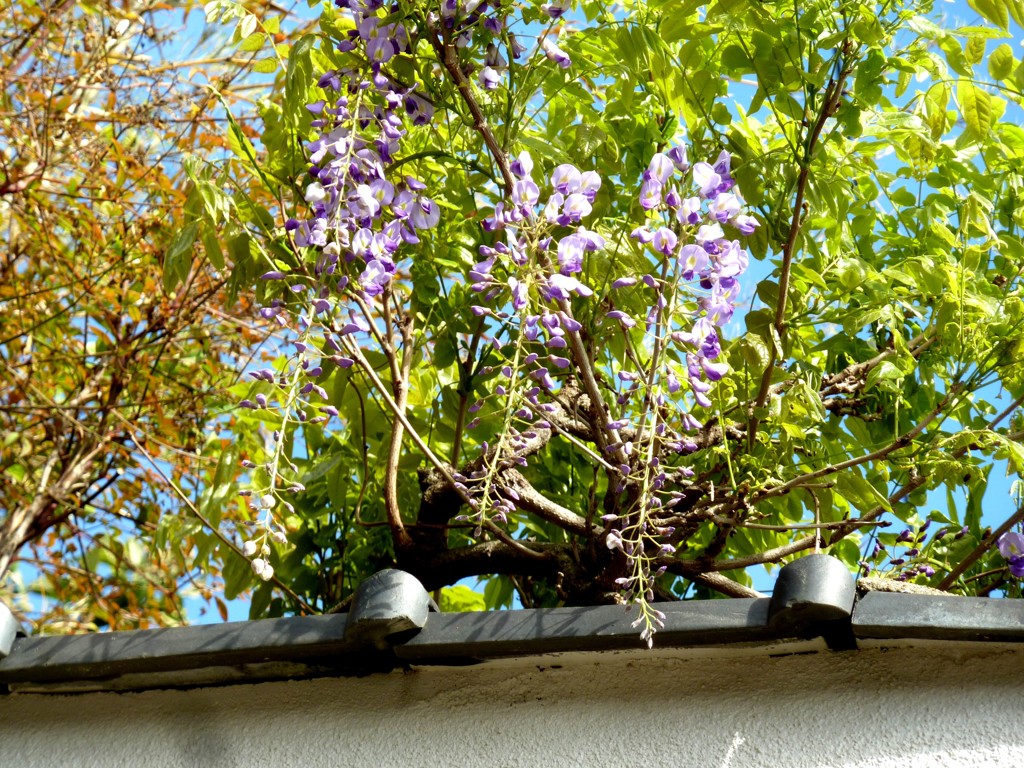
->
[768,554,857,648]
[344,569,438,650]
[0,601,22,661]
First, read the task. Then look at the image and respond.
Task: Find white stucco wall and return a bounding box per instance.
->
[2,642,1023,767]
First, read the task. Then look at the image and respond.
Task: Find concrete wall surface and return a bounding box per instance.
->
[1,643,1022,768]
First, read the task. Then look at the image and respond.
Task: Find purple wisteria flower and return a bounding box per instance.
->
[998,531,1024,577]
[541,37,571,68]
[479,66,501,90]
[612,147,758,416]
[541,0,571,17]
[247,0,494,515]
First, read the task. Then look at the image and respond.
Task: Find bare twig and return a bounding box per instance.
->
[688,571,765,598]
[664,535,818,577]
[425,23,515,194]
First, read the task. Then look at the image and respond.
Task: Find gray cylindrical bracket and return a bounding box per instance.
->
[344,569,437,649]
[768,553,856,628]
[0,601,20,659]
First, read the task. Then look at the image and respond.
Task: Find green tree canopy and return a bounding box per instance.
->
[4,0,1024,638]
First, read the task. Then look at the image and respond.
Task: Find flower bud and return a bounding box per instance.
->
[251,558,274,581]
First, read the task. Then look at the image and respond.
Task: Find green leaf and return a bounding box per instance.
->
[483,575,514,609]
[4,464,26,483]
[889,187,917,207]
[239,32,266,53]
[836,471,892,514]
[163,221,198,293]
[991,432,1024,473]
[963,36,986,65]
[967,0,1009,29]
[439,585,486,612]
[227,120,257,166]
[988,43,1015,80]
[720,44,750,73]
[957,81,993,138]
[284,35,315,129]
[222,548,253,600]
[200,223,225,271]
[253,57,278,74]
[204,0,223,23]
[834,257,868,290]
[249,582,273,619]
[864,360,905,391]
[238,13,258,39]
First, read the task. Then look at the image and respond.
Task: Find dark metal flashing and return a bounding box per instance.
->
[0,557,1021,694]
[0,599,788,693]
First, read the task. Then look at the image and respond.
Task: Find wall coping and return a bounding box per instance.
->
[1,555,1021,694]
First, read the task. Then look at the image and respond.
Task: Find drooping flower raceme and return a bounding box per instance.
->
[457,151,605,527]
[589,148,758,642]
[456,144,757,643]
[238,0,476,577]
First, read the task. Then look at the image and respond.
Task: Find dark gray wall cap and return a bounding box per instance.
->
[397,598,780,661]
[0,597,789,692]
[345,569,437,649]
[768,554,856,628]
[3,571,1023,695]
[0,601,19,660]
[0,613,356,685]
[853,592,1024,642]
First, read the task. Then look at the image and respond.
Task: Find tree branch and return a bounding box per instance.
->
[402,540,567,592]
[687,571,765,598]
[937,501,1024,591]
[426,24,514,195]
[748,55,854,446]
[384,305,415,551]
[665,535,818,577]
[503,469,596,537]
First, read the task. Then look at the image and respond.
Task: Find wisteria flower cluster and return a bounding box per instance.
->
[450,151,606,524]
[858,522,940,580]
[435,0,571,92]
[435,0,531,90]
[237,0,450,579]
[603,148,757,640]
[452,145,758,642]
